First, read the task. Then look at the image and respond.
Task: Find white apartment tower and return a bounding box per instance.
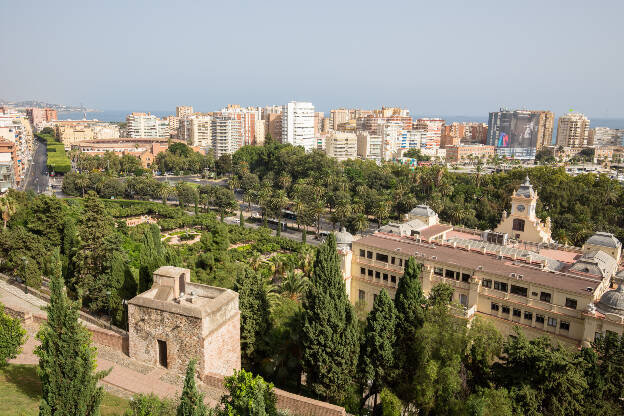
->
[212,116,242,158]
[126,113,169,139]
[281,101,315,151]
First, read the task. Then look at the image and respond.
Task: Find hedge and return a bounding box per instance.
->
[38,133,71,174]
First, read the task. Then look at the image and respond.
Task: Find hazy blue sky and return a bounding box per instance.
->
[1,0,623,118]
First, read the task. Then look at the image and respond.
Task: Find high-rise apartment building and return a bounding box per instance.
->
[176,106,194,118]
[190,116,213,147]
[212,116,242,158]
[415,118,445,150]
[590,127,624,147]
[126,113,169,139]
[556,113,590,148]
[325,131,357,161]
[357,132,383,162]
[487,109,554,159]
[281,102,315,151]
[26,108,57,129]
[330,108,351,130]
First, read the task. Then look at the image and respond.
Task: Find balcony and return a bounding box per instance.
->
[357,257,404,273]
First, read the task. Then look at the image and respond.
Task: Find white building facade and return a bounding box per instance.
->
[281,101,315,151]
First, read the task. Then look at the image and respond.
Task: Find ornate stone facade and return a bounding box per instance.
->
[128,266,240,376]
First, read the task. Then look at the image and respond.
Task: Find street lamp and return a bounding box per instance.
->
[105,290,112,329]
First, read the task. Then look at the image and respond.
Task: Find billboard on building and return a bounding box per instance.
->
[495,112,539,149]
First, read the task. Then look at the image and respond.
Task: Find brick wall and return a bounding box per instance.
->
[201,373,346,416]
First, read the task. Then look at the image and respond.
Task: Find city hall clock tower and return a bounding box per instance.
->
[495,176,553,244]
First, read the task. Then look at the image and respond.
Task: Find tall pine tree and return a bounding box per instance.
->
[177,359,208,416]
[301,234,359,403]
[392,257,426,405]
[72,192,122,312]
[35,248,110,416]
[358,289,397,410]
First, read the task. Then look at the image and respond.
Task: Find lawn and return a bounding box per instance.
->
[0,364,130,416]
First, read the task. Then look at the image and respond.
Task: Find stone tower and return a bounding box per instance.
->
[128,266,241,376]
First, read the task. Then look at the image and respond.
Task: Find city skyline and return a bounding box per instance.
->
[1,0,623,118]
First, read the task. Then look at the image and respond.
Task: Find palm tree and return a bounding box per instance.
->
[279,271,309,302]
[159,183,174,205]
[269,190,289,237]
[372,199,392,229]
[75,173,90,197]
[0,196,17,229]
[353,212,369,236]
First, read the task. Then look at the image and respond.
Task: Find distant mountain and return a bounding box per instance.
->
[0,99,96,113]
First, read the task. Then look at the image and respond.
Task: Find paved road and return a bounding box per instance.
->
[22,139,49,193]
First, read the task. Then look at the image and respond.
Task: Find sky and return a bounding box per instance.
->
[1,0,623,118]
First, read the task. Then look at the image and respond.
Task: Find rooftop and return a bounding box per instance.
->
[128,266,238,320]
[354,233,605,295]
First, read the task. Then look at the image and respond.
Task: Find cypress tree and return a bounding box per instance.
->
[358,289,397,410]
[177,359,208,416]
[235,269,271,369]
[139,225,165,293]
[392,256,426,404]
[301,234,359,403]
[35,248,110,416]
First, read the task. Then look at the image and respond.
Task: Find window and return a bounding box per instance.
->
[524,311,533,321]
[547,317,557,327]
[360,267,365,276]
[366,251,373,259]
[531,292,538,297]
[513,308,521,317]
[375,271,380,279]
[560,321,570,331]
[359,249,365,257]
[510,285,528,297]
[512,218,525,232]
[462,273,471,282]
[367,269,373,277]
[373,294,378,303]
[445,269,455,279]
[565,298,577,309]
[434,267,443,276]
[482,279,492,288]
[460,294,468,307]
[158,340,168,368]
[391,256,395,265]
[502,306,510,315]
[491,302,499,311]
[376,253,389,263]
[535,314,545,324]
[391,275,396,283]
[359,290,366,302]
[399,258,403,267]
[494,281,508,292]
[540,292,552,303]
[383,273,388,281]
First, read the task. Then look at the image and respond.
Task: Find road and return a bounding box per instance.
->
[22,138,50,193]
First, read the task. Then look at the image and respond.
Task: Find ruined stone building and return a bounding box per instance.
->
[128,266,240,376]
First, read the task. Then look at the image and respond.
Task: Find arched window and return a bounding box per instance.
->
[512,218,525,232]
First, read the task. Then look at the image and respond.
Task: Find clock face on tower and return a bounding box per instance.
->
[516,204,526,212]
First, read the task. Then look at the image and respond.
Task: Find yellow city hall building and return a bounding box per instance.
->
[336,178,624,347]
